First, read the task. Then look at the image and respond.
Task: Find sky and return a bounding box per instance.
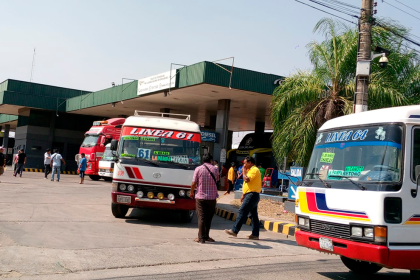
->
[2,0,420,92]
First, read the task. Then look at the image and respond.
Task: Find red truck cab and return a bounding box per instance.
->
[76,118,125,180]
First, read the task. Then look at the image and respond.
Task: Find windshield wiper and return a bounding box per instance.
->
[135,157,160,167]
[306,173,332,188]
[327,175,367,191]
[165,161,192,169]
[278,172,308,186]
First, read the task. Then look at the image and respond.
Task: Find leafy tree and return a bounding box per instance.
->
[271,18,420,167]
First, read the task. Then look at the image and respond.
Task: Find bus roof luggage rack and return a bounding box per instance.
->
[134,110,191,120]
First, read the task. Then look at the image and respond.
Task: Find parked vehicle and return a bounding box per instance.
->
[295,105,420,277]
[98,143,115,181]
[110,111,201,222]
[76,118,125,181]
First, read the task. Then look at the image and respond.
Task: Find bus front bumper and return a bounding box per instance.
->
[111,192,196,211]
[295,231,389,266]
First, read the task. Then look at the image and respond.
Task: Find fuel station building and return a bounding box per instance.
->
[0,61,283,171]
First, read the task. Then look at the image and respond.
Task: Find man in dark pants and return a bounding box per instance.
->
[44,148,52,179]
[190,153,219,244]
[225,156,261,240]
[13,149,27,177]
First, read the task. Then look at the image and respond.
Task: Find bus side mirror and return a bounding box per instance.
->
[100,136,106,147]
[412,165,420,198]
[110,140,118,151]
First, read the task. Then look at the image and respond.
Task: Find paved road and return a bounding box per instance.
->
[0,170,410,279]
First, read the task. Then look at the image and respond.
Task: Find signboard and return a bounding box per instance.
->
[137,70,176,96]
[288,167,304,201]
[220,148,226,163]
[201,131,217,142]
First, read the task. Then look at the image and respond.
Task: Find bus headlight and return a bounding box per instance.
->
[364,227,374,238]
[351,226,363,237]
[119,184,127,191]
[127,185,135,192]
[147,192,154,199]
[298,216,310,228]
[179,190,185,197]
[137,191,144,198]
[168,193,175,201]
[186,191,191,197]
[157,193,164,200]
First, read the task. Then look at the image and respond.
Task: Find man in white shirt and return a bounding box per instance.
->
[44,148,52,179]
[50,149,66,182]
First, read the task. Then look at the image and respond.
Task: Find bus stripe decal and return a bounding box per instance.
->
[125,167,135,178]
[131,167,143,179]
[306,192,368,218]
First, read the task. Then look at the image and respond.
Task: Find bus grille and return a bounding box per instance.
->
[303,219,351,240]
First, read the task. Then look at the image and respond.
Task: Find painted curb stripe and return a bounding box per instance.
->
[23,168,77,175]
[215,207,298,236]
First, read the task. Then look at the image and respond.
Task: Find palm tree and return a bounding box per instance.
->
[271,18,420,167]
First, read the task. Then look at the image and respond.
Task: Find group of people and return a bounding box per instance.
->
[190,154,262,243]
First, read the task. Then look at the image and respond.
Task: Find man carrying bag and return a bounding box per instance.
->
[190,153,219,244]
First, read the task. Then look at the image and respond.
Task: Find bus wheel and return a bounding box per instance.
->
[89,175,101,181]
[411,270,420,279]
[340,256,382,275]
[112,203,129,218]
[180,210,194,223]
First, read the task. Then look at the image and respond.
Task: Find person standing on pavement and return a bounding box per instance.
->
[225,156,261,240]
[258,163,266,181]
[224,162,237,195]
[13,149,26,177]
[44,148,52,179]
[190,153,219,244]
[0,147,6,181]
[78,153,87,184]
[50,149,66,182]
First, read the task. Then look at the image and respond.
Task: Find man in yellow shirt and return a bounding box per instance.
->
[225,156,261,240]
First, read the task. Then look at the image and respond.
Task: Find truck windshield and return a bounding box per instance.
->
[305,124,402,183]
[81,135,99,147]
[119,134,201,165]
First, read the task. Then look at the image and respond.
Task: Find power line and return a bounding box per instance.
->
[393,0,420,15]
[295,0,357,25]
[375,22,420,48]
[382,0,420,22]
[309,0,360,19]
[318,0,362,13]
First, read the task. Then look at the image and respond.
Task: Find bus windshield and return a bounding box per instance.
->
[102,146,114,161]
[305,124,402,183]
[118,134,201,165]
[81,135,99,147]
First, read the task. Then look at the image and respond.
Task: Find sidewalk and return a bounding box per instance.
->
[216,191,299,237]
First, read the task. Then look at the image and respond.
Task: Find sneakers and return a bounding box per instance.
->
[224,229,237,237]
[246,234,259,240]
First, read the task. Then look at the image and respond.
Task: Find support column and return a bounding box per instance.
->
[213,99,230,163]
[2,125,10,164]
[48,112,56,149]
[255,121,265,134]
[160,108,170,117]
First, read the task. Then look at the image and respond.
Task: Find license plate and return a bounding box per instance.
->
[117,195,131,204]
[319,237,334,252]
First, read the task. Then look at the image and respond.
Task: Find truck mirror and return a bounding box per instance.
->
[412,165,420,198]
[110,139,118,151]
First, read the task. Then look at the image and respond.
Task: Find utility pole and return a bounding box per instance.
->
[354,0,374,113]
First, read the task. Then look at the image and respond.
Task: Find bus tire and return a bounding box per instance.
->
[89,175,101,181]
[411,270,420,279]
[340,256,382,275]
[180,210,194,223]
[112,203,129,218]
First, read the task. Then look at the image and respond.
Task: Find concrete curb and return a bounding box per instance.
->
[215,207,299,236]
[24,168,77,175]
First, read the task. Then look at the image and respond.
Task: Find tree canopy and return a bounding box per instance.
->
[271,18,420,167]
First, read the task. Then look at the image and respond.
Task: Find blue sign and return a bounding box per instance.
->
[288,167,304,201]
[201,131,217,142]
